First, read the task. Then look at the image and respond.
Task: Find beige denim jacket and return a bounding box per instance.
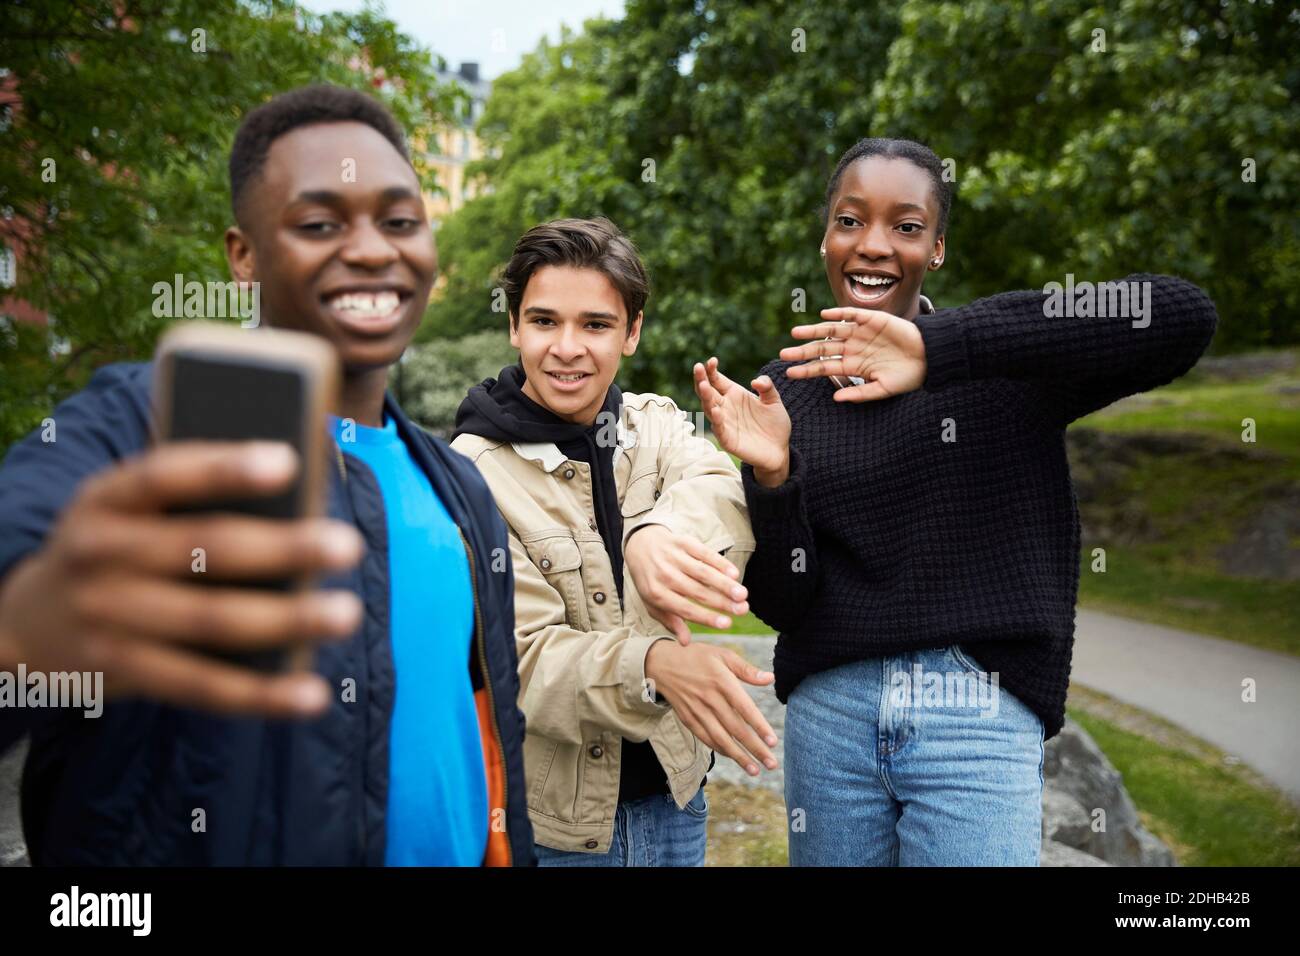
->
[451,391,754,852]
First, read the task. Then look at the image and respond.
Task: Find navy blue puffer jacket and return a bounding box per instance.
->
[0,362,535,866]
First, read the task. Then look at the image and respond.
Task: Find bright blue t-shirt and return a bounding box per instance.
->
[332,413,487,866]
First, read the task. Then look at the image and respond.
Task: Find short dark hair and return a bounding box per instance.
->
[502,217,650,331]
[822,137,953,234]
[228,84,409,223]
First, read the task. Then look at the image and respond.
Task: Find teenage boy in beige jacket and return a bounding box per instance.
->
[451,218,777,866]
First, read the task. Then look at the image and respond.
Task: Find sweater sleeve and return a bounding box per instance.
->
[739,445,820,634]
[915,273,1218,425]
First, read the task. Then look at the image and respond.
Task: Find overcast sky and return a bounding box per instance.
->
[305,0,627,79]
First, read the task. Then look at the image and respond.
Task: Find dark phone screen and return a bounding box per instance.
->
[169,351,307,519]
[166,351,312,672]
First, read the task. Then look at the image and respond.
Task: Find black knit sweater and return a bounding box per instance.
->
[740,274,1218,739]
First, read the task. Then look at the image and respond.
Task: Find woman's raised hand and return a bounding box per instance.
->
[693,357,792,486]
[780,306,928,402]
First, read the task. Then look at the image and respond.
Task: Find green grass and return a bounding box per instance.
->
[1119,454,1279,546]
[1071,438,1299,656]
[1068,703,1300,867]
[704,782,789,867]
[689,611,775,636]
[1077,349,1300,470]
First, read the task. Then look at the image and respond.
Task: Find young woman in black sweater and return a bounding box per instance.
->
[692,138,1218,865]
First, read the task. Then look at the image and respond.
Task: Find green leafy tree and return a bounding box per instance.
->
[871,0,1300,350]
[426,0,1298,409]
[420,24,622,343]
[425,1,905,404]
[0,0,458,447]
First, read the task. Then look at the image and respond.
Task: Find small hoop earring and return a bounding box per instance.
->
[819,245,826,257]
[931,258,941,268]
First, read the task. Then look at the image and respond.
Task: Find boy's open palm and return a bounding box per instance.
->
[693,358,791,476]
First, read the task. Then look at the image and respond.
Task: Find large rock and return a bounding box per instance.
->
[1042,787,1093,848]
[1041,718,1175,866]
[1065,427,1299,581]
[1193,351,1297,381]
[0,737,28,867]
[1041,838,1111,867]
[1214,491,1300,581]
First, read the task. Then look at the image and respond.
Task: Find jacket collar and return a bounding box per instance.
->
[511,442,568,473]
[512,415,638,474]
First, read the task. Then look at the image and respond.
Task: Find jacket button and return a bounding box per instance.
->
[563,468,576,480]
[653,490,660,499]
[593,591,606,605]
[584,840,598,849]
[540,558,552,570]
[589,745,603,759]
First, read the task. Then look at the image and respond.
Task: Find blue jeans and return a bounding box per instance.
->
[785,645,1044,866]
[534,789,709,867]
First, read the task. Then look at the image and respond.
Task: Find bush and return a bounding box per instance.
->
[393,331,518,435]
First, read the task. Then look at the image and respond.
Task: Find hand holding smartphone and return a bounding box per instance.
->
[0,321,363,719]
[152,321,344,673]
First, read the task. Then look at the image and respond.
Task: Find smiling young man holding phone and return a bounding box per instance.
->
[0,84,533,866]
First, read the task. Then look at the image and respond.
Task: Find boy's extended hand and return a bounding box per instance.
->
[645,640,778,776]
[693,357,791,486]
[624,524,748,645]
[0,441,365,719]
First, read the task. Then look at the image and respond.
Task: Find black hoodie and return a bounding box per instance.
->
[453,364,671,803]
[453,364,629,602]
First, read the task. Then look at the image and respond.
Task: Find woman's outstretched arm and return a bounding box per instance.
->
[915,273,1218,424]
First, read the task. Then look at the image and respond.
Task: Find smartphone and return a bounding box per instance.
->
[152,321,341,672]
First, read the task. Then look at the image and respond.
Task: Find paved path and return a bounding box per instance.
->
[1070,609,1300,804]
